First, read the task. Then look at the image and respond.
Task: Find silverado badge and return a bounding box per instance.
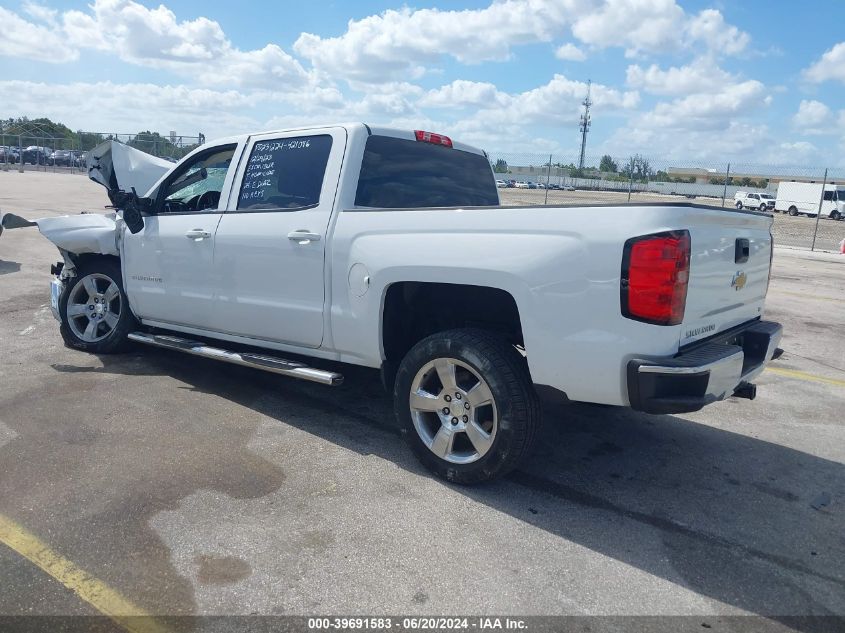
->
[731,271,747,291]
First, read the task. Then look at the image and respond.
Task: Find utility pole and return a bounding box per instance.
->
[578,79,592,171]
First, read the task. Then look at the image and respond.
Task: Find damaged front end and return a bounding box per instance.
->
[1,139,172,318]
[88,140,172,204]
[1,211,124,320]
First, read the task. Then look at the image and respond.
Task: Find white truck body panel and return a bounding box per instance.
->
[9,122,778,411]
[329,203,772,405]
[774,181,845,218]
[0,212,120,256]
[88,140,172,197]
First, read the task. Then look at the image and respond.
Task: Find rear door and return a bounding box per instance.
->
[680,209,773,346]
[210,127,346,347]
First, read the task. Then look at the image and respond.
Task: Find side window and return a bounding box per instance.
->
[237,135,333,211]
[823,190,835,201]
[159,145,236,214]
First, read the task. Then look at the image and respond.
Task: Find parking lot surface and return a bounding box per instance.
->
[1,172,844,626]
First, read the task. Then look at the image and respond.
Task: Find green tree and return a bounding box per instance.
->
[128,131,176,156]
[493,158,508,173]
[621,154,652,182]
[599,155,618,173]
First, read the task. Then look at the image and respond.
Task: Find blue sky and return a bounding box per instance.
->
[2,0,845,168]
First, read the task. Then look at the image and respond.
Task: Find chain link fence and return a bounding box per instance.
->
[0,131,203,175]
[490,151,845,252]
[3,134,843,252]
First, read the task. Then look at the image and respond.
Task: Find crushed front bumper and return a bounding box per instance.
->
[627,320,783,414]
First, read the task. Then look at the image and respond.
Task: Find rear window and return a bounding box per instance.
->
[354,135,498,208]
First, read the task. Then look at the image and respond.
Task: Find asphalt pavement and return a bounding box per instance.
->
[0,171,843,629]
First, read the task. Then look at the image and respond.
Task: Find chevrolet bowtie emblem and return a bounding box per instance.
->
[731,271,747,291]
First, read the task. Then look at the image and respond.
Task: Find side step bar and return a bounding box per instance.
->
[128,332,344,386]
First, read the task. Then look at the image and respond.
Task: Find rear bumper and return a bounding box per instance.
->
[627,320,782,414]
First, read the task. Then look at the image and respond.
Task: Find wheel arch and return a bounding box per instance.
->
[380,280,526,372]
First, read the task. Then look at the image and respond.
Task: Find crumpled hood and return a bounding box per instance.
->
[0,212,119,256]
[88,140,172,198]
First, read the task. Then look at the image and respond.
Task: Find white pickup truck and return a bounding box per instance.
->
[734,191,775,212]
[1,123,783,484]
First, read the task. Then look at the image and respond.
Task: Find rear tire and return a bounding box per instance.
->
[59,258,136,354]
[394,328,541,485]
[788,206,799,216]
[735,201,743,209]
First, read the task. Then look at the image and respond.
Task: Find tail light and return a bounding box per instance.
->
[621,231,690,325]
[414,130,452,147]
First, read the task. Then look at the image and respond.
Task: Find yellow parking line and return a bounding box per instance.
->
[766,366,845,387]
[0,513,170,633]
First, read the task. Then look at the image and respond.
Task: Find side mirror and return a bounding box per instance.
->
[123,205,145,234]
[111,188,148,234]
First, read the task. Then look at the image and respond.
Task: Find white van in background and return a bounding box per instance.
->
[774,181,845,219]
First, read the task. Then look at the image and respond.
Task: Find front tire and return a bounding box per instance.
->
[59,258,136,353]
[831,211,841,221]
[394,329,541,485]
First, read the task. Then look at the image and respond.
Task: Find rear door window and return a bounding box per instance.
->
[355,135,498,208]
[237,135,333,211]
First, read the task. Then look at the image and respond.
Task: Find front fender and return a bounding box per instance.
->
[1,211,120,256]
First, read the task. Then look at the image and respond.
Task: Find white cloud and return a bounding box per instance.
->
[293,2,581,82]
[0,0,311,90]
[792,100,832,134]
[606,57,772,161]
[626,58,734,95]
[684,9,750,56]
[619,56,770,156]
[604,120,771,162]
[570,2,749,59]
[638,79,768,131]
[508,74,639,122]
[438,75,637,154]
[571,0,685,57]
[0,6,77,62]
[0,80,259,139]
[420,81,508,108]
[22,2,58,24]
[803,42,845,84]
[777,141,817,157]
[554,43,586,61]
[294,1,749,82]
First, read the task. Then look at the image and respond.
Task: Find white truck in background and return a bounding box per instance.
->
[774,181,845,219]
[734,191,775,212]
[1,123,783,484]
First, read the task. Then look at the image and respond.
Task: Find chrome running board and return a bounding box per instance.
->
[127,332,344,386]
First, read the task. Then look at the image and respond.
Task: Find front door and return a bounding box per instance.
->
[211,128,346,348]
[121,142,240,329]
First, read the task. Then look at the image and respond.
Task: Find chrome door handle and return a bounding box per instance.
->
[185,229,212,240]
[288,230,322,243]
